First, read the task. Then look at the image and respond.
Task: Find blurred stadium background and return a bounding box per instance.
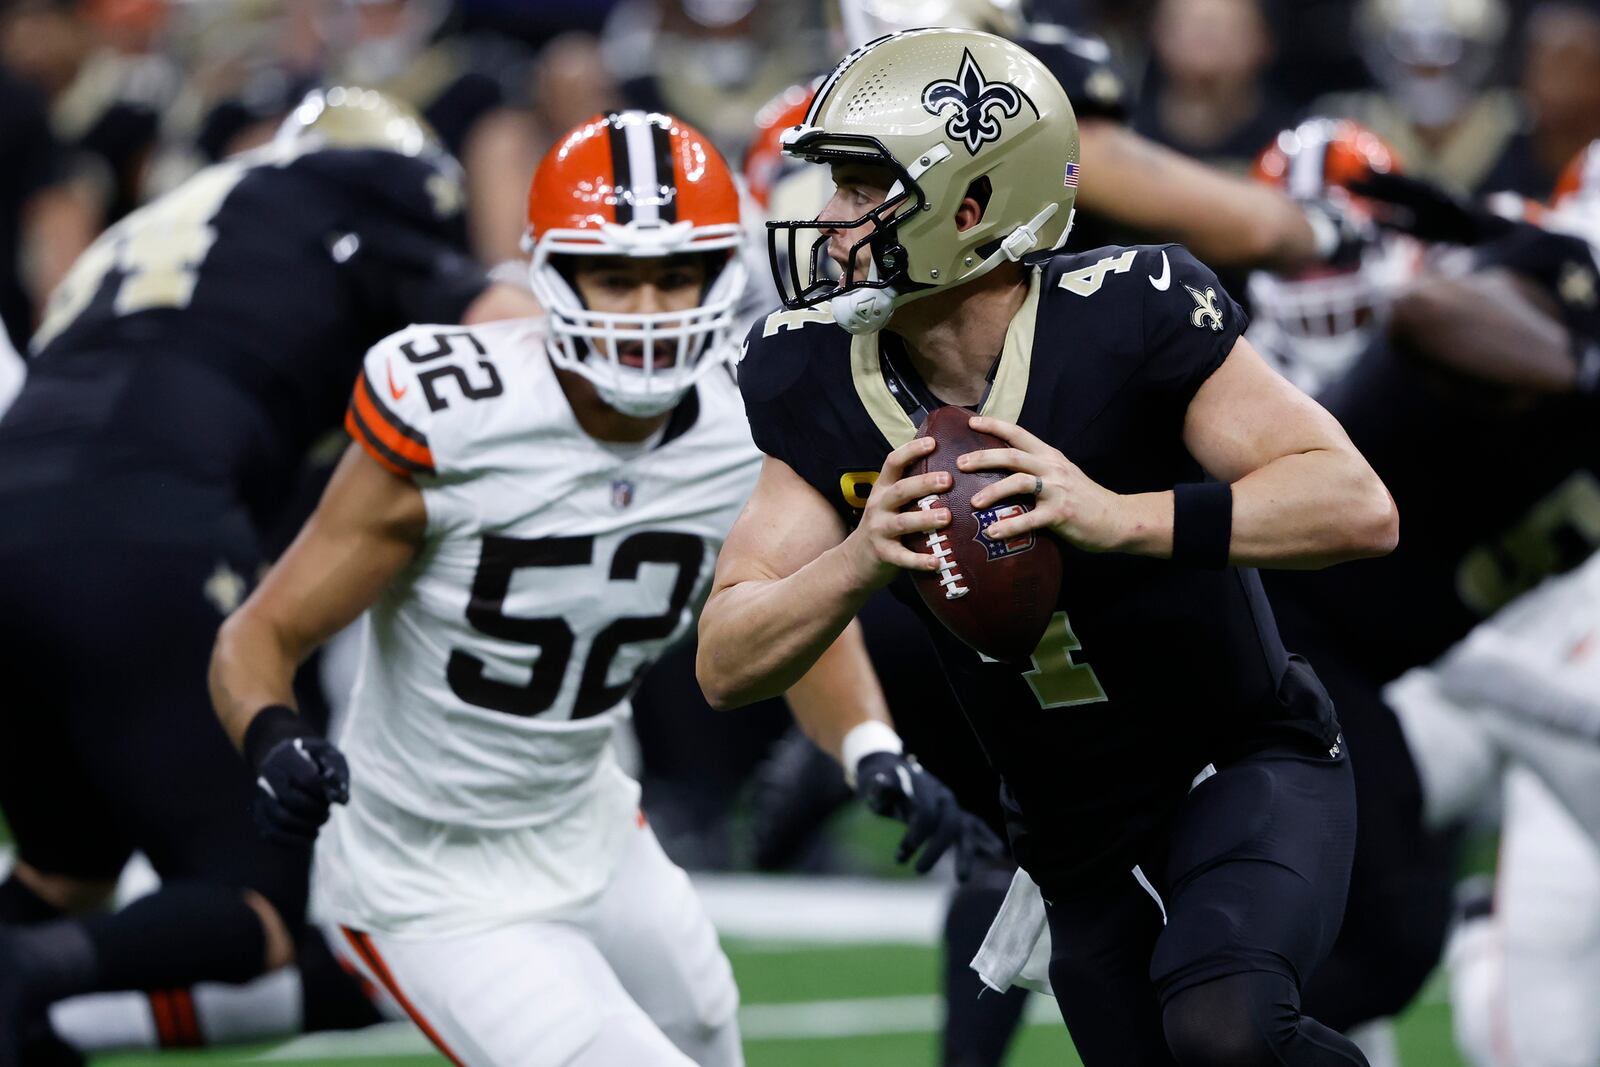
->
[3,0,1598,1064]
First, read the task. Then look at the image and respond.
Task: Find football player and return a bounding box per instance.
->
[1419,551,1600,1067]
[206,108,989,1067]
[0,88,538,1064]
[1261,140,1600,1040]
[738,7,1376,1065]
[1244,118,1422,396]
[702,28,1397,1067]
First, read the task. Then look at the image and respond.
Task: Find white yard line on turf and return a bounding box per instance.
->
[691,873,947,945]
[252,998,1069,1059]
[0,848,949,948]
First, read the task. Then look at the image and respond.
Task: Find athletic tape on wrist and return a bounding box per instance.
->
[841,720,904,790]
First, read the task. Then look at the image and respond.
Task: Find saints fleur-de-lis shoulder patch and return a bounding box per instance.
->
[1185,284,1225,331]
[921,48,1040,156]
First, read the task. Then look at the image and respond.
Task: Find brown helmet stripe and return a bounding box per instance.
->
[606,113,635,224]
[651,118,678,223]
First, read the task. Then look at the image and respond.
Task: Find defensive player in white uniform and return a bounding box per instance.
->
[209,111,761,1067]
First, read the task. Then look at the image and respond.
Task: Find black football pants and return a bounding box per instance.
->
[1042,744,1368,1066]
[0,534,308,928]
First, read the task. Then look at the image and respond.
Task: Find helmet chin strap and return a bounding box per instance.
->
[830,202,1062,336]
[832,259,898,334]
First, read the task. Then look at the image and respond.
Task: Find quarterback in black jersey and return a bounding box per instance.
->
[703,29,1397,1067]
[0,89,535,1063]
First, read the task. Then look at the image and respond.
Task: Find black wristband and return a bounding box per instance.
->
[1574,337,1600,396]
[1172,481,1233,569]
[242,705,311,772]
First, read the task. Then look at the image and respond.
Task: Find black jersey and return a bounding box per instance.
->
[739,244,1339,886]
[1263,239,1600,683]
[0,144,488,539]
[0,65,62,351]
[1020,23,1129,126]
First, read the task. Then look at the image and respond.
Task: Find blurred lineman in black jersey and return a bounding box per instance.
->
[0,87,537,1063]
[1253,150,1600,1050]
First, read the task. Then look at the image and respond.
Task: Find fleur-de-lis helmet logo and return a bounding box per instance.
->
[921,48,1039,156]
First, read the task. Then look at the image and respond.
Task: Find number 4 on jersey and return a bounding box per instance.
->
[1023,610,1108,707]
[1056,249,1138,298]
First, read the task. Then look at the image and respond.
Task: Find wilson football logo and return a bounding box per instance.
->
[974,504,1036,560]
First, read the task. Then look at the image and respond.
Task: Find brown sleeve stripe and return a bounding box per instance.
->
[340,927,467,1067]
[347,371,435,476]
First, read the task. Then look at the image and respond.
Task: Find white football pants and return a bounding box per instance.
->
[1449,766,1600,1067]
[332,821,741,1067]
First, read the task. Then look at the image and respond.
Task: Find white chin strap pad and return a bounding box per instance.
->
[832,286,897,334]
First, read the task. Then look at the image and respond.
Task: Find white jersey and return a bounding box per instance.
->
[316,317,760,936]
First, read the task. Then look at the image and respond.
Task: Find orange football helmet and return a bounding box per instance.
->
[1553,141,1600,207]
[744,83,814,210]
[1545,139,1600,257]
[526,110,746,416]
[1248,118,1416,394]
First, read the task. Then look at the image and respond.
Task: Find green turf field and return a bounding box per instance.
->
[86,941,1467,1066]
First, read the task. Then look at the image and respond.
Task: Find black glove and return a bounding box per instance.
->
[1345,171,1515,246]
[243,705,350,845]
[856,751,1006,880]
[1301,197,1375,268]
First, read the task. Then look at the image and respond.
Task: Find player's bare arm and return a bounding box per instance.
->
[460,279,544,324]
[1078,120,1325,271]
[1389,267,1582,393]
[716,477,1009,880]
[210,444,426,749]
[699,449,948,709]
[963,337,1399,568]
[780,620,895,761]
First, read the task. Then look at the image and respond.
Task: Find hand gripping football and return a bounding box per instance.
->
[900,406,1062,663]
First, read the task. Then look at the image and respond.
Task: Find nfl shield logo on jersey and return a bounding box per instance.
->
[611,479,635,509]
[973,504,1036,560]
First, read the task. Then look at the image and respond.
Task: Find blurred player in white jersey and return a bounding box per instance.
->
[208,110,764,1067]
[1384,550,1600,1067]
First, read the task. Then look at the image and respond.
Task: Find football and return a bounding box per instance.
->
[901,406,1062,663]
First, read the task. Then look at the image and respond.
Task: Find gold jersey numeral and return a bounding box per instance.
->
[34,162,248,351]
[1022,610,1108,708]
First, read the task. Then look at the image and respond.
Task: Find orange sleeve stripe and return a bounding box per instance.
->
[149,991,177,1048]
[345,405,416,478]
[173,988,201,1047]
[341,927,467,1067]
[351,372,435,470]
[149,989,203,1048]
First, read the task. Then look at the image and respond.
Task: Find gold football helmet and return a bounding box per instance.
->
[767,29,1079,333]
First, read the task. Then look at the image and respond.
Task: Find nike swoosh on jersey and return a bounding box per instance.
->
[1148,251,1171,291]
[387,363,408,401]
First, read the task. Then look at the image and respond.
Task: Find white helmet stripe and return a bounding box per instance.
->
[622,118,662,223]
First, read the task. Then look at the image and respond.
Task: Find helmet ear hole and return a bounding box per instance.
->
[966,176,993,215]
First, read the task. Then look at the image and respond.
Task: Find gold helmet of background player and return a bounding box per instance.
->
[274,86,442,158]
[766,28,1079,334]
